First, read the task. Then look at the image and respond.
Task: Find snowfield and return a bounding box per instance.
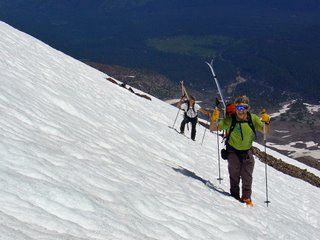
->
[0,21,319,240]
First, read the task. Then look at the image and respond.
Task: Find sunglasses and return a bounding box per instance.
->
[236,105,248,111]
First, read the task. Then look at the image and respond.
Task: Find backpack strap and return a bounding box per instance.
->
[225,115,236,144]
[225,113,256,144]
[184,101,197,118]
[246,112,256,136]
[184,101,190,118]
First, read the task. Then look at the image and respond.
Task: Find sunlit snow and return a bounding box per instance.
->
[0,21,319,240]
[304,103,320,115]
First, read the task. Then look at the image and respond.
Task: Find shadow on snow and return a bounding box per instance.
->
[172,166,230,197]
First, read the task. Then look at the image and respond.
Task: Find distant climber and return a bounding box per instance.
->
[177,95,209,141]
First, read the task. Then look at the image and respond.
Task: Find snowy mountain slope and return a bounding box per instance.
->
[0,21,319,240]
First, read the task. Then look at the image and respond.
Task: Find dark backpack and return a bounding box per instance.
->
[225,112,256,144]
[221,112,256,159]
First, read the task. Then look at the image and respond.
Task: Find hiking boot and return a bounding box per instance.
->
[240,197,253,206]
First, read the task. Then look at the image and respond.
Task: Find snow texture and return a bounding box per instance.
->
[0,21,319,240]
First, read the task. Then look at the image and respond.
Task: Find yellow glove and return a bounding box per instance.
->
[211,107,220,122]
[260,108,270,124]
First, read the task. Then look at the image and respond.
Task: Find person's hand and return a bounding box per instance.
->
[260,108,270,124]
[180,95,187,102]
[211,107,220,122]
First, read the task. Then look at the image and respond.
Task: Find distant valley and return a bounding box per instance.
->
[1,0,320,105]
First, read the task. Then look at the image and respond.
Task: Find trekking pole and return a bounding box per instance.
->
[213,97,223,183]
[200,113,210,145]
[201,126,206,145]
[171,108,180,128]
[264,124,271,206]
[171,81,185,128]
[216,125,223,183]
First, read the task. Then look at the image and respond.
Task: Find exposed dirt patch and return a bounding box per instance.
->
[253,147,320,188]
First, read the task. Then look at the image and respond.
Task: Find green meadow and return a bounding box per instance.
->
[146,35,233,58]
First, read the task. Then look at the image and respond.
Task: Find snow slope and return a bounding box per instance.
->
[0,21,319,240]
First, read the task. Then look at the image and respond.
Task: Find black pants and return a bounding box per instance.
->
[180,116,197,140]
